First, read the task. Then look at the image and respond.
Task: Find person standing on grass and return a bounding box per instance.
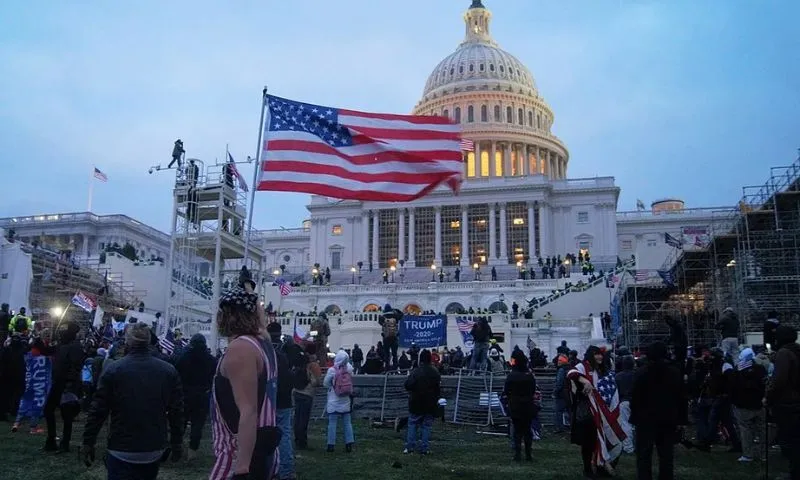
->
[728,347,767,463]
[174,333,216,460]
[323,349,355,453]
[42,322,84,454]
[81,323,184,479]
[293,343,322,451]
[766,326,800,480]
[630,342,683,480]
[503,349,536,462]
[210,287,281,480]
[267,321,296,480]
[12,337,50,434]
[403,349,441,455]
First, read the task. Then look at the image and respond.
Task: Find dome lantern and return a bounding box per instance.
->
[463,1,494,47]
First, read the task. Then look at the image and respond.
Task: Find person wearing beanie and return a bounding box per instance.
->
[553,354,571,433]
[82,322,184,479]
[174,333,216,459]
[403,349,441,455]
[504,349,536,462]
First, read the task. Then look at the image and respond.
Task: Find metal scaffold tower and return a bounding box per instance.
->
[733,155,800,332]
[162,154,264,348]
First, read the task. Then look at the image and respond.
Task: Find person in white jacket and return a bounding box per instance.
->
[323,350,355,452]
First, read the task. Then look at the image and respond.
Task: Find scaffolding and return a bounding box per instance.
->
[620,151,800,349]
[164,157,264,346]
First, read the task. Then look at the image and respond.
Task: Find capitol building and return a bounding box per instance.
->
[0,1,724,355]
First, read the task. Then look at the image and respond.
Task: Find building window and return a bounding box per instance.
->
[467,105,474,123]
[479,63,485,71]
[480,105,488,122]
[441,206,461,266]
[528,111,533,126]
[331,224,343,235]
[494,105,501,121]
[577,211,589,224]
[500,65,505,73]
[489,63,495,72]
[413,207,435,266]
[518,108,524,125]
[578,240,592,250]
[330,251,341,270]
[283,254,291,262]
[506,106,513,123]
[469,64,474,72]
[454,107,461,123]
[537,115,541,129]
[647,239,657,247]
[506,202,530,264]
[459,65,464,74]
[450,67,454,76]
[378,210,399,268]
[443,109,449,119]
[512,218,525,226]
[621,240,632,250]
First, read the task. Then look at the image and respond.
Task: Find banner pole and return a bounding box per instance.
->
[243,86,269,267]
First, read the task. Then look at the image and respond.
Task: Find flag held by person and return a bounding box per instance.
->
[227,152,249,192]
[71,291,97,312]
[257,94,464,202]
[159,329,176,355]
[274,278,292,296]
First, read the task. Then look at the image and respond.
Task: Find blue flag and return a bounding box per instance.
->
[18,353,52,420]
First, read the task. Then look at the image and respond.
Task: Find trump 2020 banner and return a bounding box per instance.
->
[18,354,52,419]
[399,315,447,348]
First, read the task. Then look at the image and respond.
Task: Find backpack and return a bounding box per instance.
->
[14,316,27,333]
[333,365,353,397]
[383,318,398,339]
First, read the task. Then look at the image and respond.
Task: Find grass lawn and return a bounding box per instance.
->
[0,417,780,480]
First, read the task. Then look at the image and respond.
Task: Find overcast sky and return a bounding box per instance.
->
[1,0,798,232]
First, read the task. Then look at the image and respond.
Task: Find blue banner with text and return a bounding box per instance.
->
[399,315,447,348]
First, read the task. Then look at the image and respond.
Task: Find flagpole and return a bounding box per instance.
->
[243,86,268,267]
[87,167,94,212]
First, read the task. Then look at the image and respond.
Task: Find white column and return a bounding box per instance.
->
[407,208,416,267]
[550,152,556,180]
[460,206,469,266]
[360,212,369,263]
[398,208,405,263]
[82,235,90,259]
[539,202,549,257]
[499,202,508,262]
[488,203,497,262]
[474,142,482,177]
[490,142,497,177]
[371,210,379,267]
[503,143,512,176]
[434,206,442,265]
[527,201,536,258]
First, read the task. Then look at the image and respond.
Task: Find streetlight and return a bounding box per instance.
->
[430,263,437,282]
[272,269,281,276]
[473,262,480,281]
[311,267,319,286]
[350,266,356,284]
[390,265,396,283]
[517,260,523,279]
[50,306,64,317]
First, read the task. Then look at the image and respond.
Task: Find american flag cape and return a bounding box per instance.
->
[567,362,626,468]
[257,95,464,201]
[455,317,475,349]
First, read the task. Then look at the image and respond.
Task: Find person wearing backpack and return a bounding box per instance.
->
[323,350,355,453]
[292,343,322,451]
[379,305,402,370]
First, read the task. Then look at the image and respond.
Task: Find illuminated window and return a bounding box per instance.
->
[466,152,475,177]
[331,225,343,235]
[494,150,503,176]
[513,218,525,225]
[480,150,490,177]
[476,219,487,226]
[578,240,592,250]
[577,212,589,224]
[450,220,461,229]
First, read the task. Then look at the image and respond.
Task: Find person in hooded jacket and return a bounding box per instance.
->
[174,334,216,459]
[504,349,536,462]
[42,322,85,453]
[763,310,780,352]
[715,307,740,359]
[728,347,766,463]
[766,326,800,479]
[0,332,27,422]
[323,350,355,452]
[403,349,441,455]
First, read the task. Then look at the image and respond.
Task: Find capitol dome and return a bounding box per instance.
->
[413,0,569,181]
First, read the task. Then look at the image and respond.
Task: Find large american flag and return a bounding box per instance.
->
[257,95,464,201]
[567,362,625,467]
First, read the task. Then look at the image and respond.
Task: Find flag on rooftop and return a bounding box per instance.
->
[460,139,475,152]
[93,167,108,182]
[71,291,97,312]
[636,199,645,211]
[257,94,464,202]
[227,152,249,192]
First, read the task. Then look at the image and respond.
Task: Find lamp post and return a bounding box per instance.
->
[350,266,356,284]
[516,260,523,279]
[430,263,437,282]
[272,269,281,276]
[564,259,571,278]
[311,267,319,286]
[473,262,480,281]
[390,265,396,283]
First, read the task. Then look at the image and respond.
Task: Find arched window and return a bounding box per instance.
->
[494,105,501,122]
[469,64,474,72]
[537,115,541,129]
[480,105,488,122]
[459,65,464,74]
[528,111,533,127]
[467,105,474,123]
[488,301,508,313]
[506,106,513,123]
[403,304,422,315]
[518,108,524,125]
[324,304,341,315]
[362,304,381,312]
[455,107,461,123]
[489,64,495,72]
[445,302,466,314]
[443,109,449,119]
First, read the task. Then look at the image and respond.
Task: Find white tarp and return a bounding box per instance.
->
[0,241,33,313]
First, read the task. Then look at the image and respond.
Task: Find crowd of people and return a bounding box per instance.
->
[2,289,800,480]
